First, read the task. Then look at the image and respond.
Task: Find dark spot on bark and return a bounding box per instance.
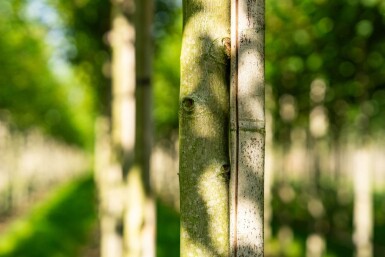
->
[220,164,231,181]
[182,97,195,113]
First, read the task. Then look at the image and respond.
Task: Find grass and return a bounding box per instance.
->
[0,174,97,257]
[3,175,385,257]
[0,174,181,257]
[156,201,180,257]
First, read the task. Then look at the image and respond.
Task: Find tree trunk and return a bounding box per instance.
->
[124,0,156,256]
[110,0,136,175]
[353,147,373,257]
[179,1,230,256]
[230,0,265,256]
[95,117,123,257]
[108,1,136,257]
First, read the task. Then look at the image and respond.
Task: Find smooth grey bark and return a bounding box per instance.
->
[179,1,230,256]
[230,0,265,256]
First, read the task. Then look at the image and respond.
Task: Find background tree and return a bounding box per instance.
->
[120,0,156,256]
[97,0,137,256]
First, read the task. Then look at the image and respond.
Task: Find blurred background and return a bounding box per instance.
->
[1,0,385,256]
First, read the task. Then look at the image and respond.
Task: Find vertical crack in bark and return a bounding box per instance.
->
[233,0,240,255]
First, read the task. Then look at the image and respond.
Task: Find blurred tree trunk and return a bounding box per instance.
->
[353,147,373,257]
[332,133,342,184]
[95,117,124,257]
[123,0,156,257]
[229,0,265,256]
[264,112,274,242]
[179,1,230,256]
[107,1,155,256]
[99,1,137,257]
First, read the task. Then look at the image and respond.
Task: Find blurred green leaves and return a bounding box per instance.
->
[266,0,385,140]
[153,2,182,138]
[50,0,111,116]
[0,1,91,147]
[3,0,385,146]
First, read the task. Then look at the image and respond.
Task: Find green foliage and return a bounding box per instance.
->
[0,1,97,146]
[4,0,385,145]
[50,0,112,115]
[270,181,385,257]
[50,0,183,140]
[0,174,97,257]
[153,5,182,138]
[266,0,385,140]
[0,1,90,146]
[373,192,385,256]
[271,182,354,256]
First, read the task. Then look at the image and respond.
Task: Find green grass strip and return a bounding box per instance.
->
[0,174,97,257]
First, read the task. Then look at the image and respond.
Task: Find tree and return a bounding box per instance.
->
[179,1,230,256]
[93,0,156,256]
[99,1,137,256]
[123,0,156,256]
[229,0,265,256]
